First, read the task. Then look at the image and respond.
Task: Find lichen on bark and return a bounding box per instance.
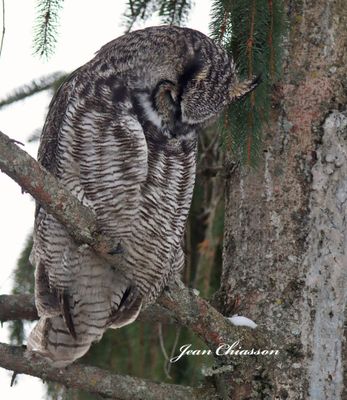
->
[301,111,347,400]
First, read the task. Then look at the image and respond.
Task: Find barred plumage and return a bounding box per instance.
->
[28,25,258,366]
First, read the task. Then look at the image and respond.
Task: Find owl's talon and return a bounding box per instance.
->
[59,291,77,339]
[108,242,124,255]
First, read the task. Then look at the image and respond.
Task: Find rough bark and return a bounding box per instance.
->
[0,294,176,326]
[0,343,217,400]
[220,1,347,399]
[0,130,116,257]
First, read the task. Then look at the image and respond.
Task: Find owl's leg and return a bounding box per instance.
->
[35,261,77,339]
[108,284,142,329]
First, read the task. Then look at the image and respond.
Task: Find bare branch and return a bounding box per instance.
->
[1,288,257,353]
[0,342,216,400]
[0,72,65,110]
[0,294,176,325]
[0,130,115,256]
[0,287,262,356]
[158,282,265,353]
[0,294,37,321]
[0,0,5,58]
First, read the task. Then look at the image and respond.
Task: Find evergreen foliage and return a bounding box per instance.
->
[125,0,192,30]
[33,0,64,58]
[0,72,66,109]
[8,235,35,345]
[211,0,285,164]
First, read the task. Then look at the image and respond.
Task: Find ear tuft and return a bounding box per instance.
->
[229,74,262,102]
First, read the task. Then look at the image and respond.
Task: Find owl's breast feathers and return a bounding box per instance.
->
[28,26,259,366]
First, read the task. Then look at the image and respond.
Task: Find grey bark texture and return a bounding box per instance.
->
[0,343,217,400]
[220,1,347,399]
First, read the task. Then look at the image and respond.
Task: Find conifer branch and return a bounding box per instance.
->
[211,0,286,165]
[33,0,64,58]
[0,72,65,109]
[247,0,256,78]
[0,343,216,400]
[124,0,153,32]
[268,0,275,78]
[158,0,191,25]
[124,0,191,31]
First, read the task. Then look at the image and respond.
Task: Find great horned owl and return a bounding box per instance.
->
[27,26,258,367]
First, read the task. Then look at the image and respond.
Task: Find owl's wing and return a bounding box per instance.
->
[34,68,83,225]
[38,68,82,173]
[33,67,149,338]
[32,69,83,326]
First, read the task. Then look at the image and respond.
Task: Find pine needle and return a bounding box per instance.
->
[32,0,64,59]
[0,71,65,109]
[211,0,286,166]
[124,0,192,31]
[0,0,5,59]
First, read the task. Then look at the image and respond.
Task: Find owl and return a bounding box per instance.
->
[27,26,259,367]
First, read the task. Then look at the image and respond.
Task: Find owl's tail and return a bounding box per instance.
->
[27,283,143,367]
[27,315,93,368]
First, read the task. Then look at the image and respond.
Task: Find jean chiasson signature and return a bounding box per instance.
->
[170,341,280,363]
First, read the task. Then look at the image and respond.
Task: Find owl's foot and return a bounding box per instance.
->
[108,241,124,255]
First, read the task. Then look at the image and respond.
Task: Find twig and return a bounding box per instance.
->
[10,371,17,387]
[166,326,181,378]
[0,0,5,58]
[158,323,171,379]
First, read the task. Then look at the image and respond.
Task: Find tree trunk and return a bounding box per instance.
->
[220,1,347,398]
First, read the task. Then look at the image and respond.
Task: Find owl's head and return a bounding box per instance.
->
[152,53,260,131]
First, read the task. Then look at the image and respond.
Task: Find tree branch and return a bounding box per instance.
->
[0,294,37,321]
[158,282,265,354]
[0,130,115,256]
[0,342,216,400]
[0,294,176,325]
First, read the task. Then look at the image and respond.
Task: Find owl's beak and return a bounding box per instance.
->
[229,74,262,103]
